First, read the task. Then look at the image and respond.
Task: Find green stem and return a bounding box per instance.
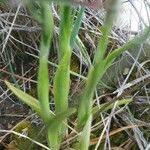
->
[77,0,120,129]
[53,5,72,142]
[38,1,54,122]
[77,1,120,149]
[36,2,54,148]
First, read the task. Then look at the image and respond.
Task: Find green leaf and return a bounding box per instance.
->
[92,98,132,116]
[105,26,150,68]
[5,81,41,115]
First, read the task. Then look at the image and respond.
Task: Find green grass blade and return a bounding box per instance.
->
[76,37,92,66]
[70,7,85,48]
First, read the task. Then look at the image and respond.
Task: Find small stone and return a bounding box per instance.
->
[8,123,13,129]
[123,68,129,75]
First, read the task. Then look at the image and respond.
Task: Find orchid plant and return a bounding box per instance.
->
[5,0,150,149]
